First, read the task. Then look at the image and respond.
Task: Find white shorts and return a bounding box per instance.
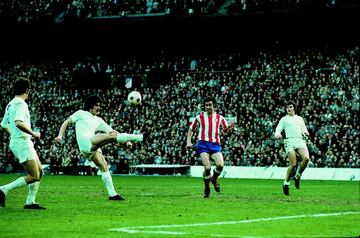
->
[77,138,102,160]
[284,138,307,154]
[10,138,38,164]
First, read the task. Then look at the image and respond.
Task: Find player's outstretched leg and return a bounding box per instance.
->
[0,177,28,208]
[116,133,143,143]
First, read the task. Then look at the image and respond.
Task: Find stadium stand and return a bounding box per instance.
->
[0,1,358,174]
[0,0,358,24]
[0,45,358,174]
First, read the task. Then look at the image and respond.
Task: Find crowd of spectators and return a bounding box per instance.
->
[0,45,359,174]
[225,0,358,14]
[0,0,224,24]
[0,0,357,24]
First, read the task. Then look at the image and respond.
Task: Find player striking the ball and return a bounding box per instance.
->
[55,95,148,200]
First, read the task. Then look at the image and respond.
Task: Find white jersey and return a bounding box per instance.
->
[70,110,113,143]
[1,97,31,139]
[275,114,308,139]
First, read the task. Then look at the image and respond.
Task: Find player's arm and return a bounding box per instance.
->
[0,126,10,135]
[274,119,284,139]
[301,117,310,137]
[187,117,198,148]
[55,117,72,143]
[1,118,10,135]
[186,128,194,148]
[224,122,235,134]
[303,130,310,137]
[1,110,11,135]
[15,120,40,139]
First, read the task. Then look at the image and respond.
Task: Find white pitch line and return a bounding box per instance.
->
[109,211,360,236]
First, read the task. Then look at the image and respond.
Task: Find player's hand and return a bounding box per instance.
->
[126,141,133,148]
[275,134,283,139]
[186,141,193,148]
[224,123,236,133]
[32,131,41,140]
[54,136,62,143]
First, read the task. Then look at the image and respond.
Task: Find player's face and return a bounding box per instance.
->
[90,102,101,115]
[205,101,214,114]
[24,88,30,100]
[286,105,295,115]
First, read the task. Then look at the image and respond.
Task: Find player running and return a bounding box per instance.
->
[187,96,234,198]
[275,100,310,195]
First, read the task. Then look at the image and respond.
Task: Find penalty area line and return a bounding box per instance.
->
[109,211,360,235]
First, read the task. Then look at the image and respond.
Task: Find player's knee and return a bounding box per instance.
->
[98,165,108,172]
[216,165,223,172]
[98,162,109,172]
[303,157,309,164]
[27,175,40,183]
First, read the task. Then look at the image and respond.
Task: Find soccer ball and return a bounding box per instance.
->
[127,91,142,106]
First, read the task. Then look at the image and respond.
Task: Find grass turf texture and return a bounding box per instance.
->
[0,174,359,237]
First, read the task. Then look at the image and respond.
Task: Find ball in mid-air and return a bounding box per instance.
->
[127,91,142,106]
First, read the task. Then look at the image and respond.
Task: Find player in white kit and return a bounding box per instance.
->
[55,95,147,200]
[0,78,45,209]
[275,101,310,195]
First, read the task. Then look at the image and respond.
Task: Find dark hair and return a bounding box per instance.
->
[285,100,296,111]
[84,95,102,110]
[204,96,216,106]
[13,77,30,95]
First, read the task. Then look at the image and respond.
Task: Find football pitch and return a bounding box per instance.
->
[0,174,359,237]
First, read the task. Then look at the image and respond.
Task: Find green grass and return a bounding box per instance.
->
[0,174,359,237]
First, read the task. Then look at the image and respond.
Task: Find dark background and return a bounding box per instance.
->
[1,5,358,60]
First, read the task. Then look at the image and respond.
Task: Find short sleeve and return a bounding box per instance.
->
[14,102,28,122]
[96,118,113,134]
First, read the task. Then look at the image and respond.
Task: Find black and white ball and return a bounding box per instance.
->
[127,91,142,106]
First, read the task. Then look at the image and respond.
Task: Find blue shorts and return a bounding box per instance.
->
[196,141,222,155]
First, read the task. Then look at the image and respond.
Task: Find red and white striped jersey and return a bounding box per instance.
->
[190,112,229,144]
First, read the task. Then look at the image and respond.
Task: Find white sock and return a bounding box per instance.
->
[116,133,143,143]
[25,181,40,205]
[203,175,211,180]
[284,180,290,185]
[0,177,27,195]
[101,171,117,197]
